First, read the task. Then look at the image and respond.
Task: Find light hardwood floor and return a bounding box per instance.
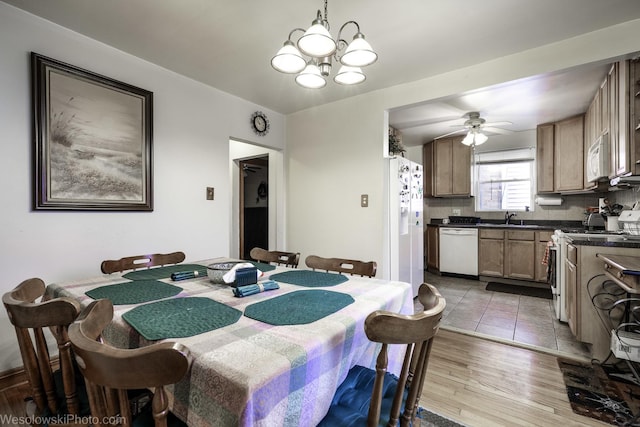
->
[1,330,607,426]
[420,329,608,426]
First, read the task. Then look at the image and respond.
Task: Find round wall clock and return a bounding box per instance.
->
[251,111,270,136]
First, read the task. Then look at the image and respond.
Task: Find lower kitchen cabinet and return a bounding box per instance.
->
[478,229,504,277]
[426,225,439,271]
[479,228,553,283]
[505,230,535,280]
[569,244,640,361]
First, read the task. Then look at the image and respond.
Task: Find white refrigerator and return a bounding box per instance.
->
[389,157,424,297]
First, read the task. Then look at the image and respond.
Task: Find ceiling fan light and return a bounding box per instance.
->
[475,132,488,145]
[295,62,327,89]
[271,41,306,74]
[298,19,337,57]
[333,65,365,85]
[461,132,475,146]
[340,33,377,67]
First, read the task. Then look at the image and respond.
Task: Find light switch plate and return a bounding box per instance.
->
[361,194,368,207]
[206,187,214,200]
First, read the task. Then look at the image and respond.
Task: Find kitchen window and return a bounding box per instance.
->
[474,148,535,212]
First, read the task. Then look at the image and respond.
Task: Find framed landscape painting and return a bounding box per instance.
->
[31,52,153,210]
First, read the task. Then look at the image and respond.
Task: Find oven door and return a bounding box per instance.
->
[549,236,562,320]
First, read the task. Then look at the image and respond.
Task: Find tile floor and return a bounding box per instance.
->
[418,271,591,360]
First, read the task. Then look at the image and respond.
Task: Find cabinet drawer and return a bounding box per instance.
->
[537,231,554,242]
[507,230,535,241]
[479,229,504,239]
[567,243,577,264]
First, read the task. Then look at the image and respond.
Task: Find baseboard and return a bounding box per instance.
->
[0,366,28,392]
[0,357,59,392]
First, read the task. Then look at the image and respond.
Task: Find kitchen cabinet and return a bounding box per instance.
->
[505,230,535,280]
[478,229,504,277]
[554,115,585,192]
[610,61,628,177]
[423,136,471,197]
[426,225,439,271]
[478,228,551,282]
[537,115,585,193]
[569,244,640,361]
[536,123,554,193]
[565,243,578,336]
[630,59,640,174]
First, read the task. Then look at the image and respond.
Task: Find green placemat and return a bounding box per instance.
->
[249,261,276,272]
[122,264,207,281]
[85,280,182,305]
[269,270,348,287]
[244,290,354,325]
[122,297,242,340]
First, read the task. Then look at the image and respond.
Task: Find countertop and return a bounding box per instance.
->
[567,234,640,248]
[429,218,582,232]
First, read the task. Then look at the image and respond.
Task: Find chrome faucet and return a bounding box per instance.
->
[505,211,517,224]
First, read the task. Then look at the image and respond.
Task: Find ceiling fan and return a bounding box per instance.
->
[243,164,262,173]
[435,111,513,139]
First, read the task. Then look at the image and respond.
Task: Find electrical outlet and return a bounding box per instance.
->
[361,194,368,207]
[206,187,214,200]
[452,208,461,216]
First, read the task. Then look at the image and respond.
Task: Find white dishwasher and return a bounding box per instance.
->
[439,227,478,276]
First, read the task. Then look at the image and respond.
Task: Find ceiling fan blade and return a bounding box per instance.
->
[483,126,514,135]
[482,121,512,127]
[435,128,466,139]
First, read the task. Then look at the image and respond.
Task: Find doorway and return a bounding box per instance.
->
[239,156,269,260]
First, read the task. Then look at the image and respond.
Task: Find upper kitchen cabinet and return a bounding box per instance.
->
[423,136,471,197]
[630,59,640,174]
[536,115,585,193]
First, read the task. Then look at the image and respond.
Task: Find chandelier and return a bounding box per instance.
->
[271,0,377,89]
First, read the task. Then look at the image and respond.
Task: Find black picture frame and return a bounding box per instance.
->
[31,52,153,211]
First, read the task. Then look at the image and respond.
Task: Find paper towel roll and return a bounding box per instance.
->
[535,196,563,206]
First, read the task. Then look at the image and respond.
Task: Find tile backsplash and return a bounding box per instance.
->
[425,193,603,224]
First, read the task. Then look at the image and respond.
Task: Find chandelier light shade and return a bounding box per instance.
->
[271,40,306,74]
[272,0,377,89]
[340,33,377,67]
[295,61,327,89]
[334,65,365,85]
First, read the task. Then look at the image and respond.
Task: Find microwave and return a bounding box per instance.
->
[587,133,609,182]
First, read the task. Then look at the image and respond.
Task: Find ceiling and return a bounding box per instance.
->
[5,0,640,145]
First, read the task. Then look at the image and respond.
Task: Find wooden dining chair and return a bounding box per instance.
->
[68,299,191,427]
[2,278,88,419]
[250,247,300,268]
[100,251,186,274]
[318,283,446,427]
[305,255,377,277]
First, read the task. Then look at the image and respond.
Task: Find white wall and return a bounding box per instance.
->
[286,19,640,279]
[0,3,284,370]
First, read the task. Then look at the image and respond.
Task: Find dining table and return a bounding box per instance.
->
[45,258,414,427]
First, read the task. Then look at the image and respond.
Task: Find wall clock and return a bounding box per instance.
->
[251,111,269,136]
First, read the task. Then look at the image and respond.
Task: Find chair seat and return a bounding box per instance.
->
[319,365,406,427]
